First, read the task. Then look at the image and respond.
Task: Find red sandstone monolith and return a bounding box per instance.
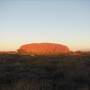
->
[18,43,70,56]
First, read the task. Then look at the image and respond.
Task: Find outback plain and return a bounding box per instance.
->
[0,51,90,90]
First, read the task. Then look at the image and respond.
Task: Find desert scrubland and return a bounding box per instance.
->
[0,52,90,90]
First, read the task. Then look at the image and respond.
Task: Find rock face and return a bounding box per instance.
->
[18,43,70,56]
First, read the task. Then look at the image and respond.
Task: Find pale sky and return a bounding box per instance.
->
[0,0,90,51]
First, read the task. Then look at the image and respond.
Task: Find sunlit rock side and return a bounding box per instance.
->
[17,43,70,56]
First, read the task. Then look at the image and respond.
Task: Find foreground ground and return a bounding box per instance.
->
[0,53,90,90]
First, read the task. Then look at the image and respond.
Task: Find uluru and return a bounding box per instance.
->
[17,43,70,56]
